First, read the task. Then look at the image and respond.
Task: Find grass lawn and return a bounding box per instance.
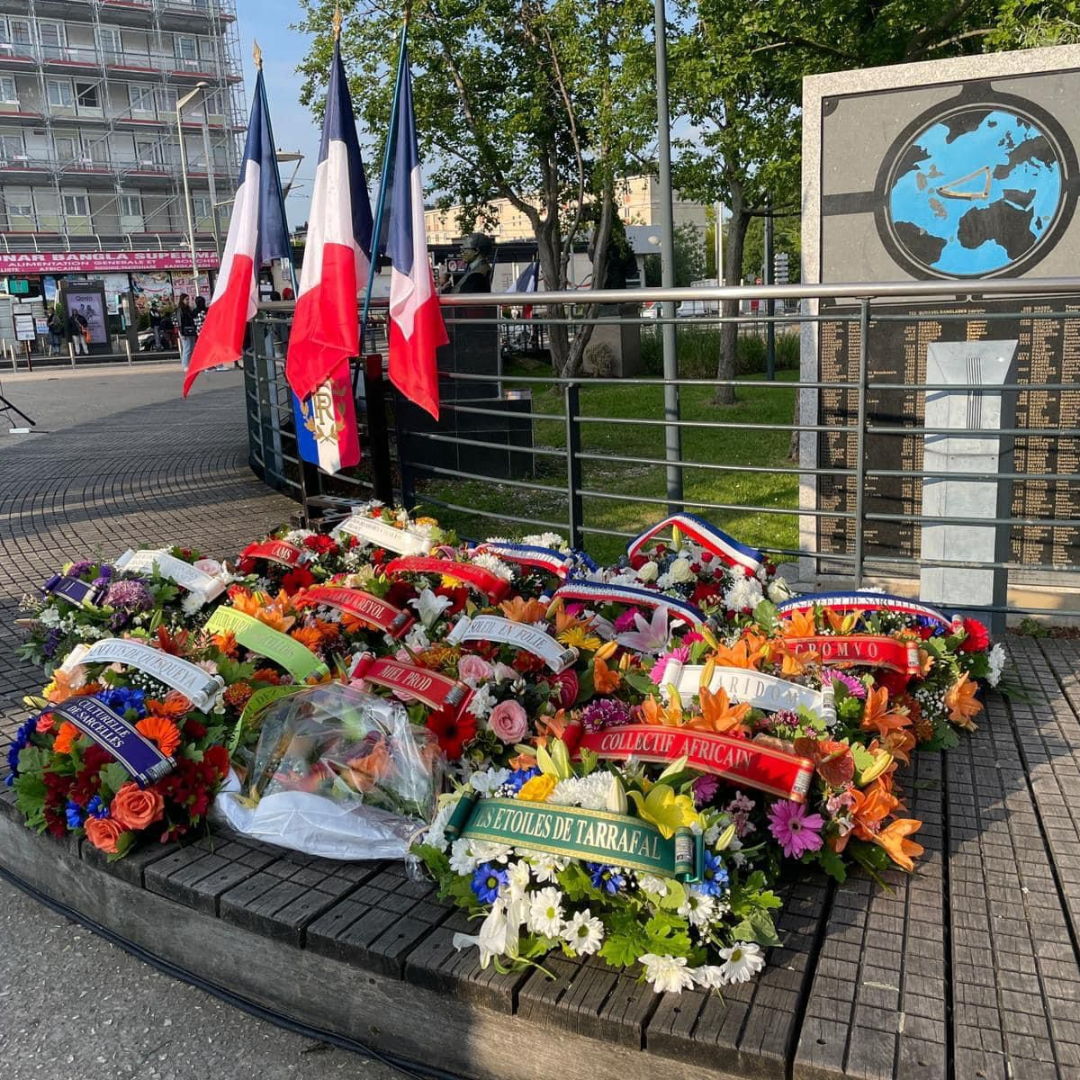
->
[413,368,799,566]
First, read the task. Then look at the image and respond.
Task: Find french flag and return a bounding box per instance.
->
[182,67,288,395]
[285,36,373,409]
[385,50,445,420]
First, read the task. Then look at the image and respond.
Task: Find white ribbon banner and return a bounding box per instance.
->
[446,614,579,674]
[661,662,836,726]
[334,514,433,556]
[115,548,226,605]
[65,637,224,712]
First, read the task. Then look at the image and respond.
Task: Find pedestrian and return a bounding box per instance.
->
[47,306,64,356]
[149,302,163,351]
[177,293,197,372]
[68,306,89,356]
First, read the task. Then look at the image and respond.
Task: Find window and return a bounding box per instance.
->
[128,84,155,114]
[192,194,211,220]
[3,189,33,219]
[54,134,78,161]
[46,79,74,108]
[75,82,99,110]
[62,192,89,217]
[155,86,177,114]
[120,193,142,217]
[135,138,160,165]
[96,27,121,59]
[0,131,22,160]
[174,35,197,61]
[8,19,32,48]
[0,77,16,105]
[37,21,65,58]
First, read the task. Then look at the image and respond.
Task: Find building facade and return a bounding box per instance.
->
[0,0,242,305]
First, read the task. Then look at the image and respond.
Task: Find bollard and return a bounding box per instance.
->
[125,338,133,365]
[69,341,76,370]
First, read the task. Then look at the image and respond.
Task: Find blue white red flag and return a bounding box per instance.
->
[284,38,371,471]
[182,69,288,395]
[385,51,445,420]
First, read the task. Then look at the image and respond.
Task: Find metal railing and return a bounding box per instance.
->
[246,277,1080,626]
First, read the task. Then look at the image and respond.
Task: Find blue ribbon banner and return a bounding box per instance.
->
[42,574,102,607]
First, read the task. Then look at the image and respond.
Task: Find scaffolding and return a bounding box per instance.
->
[0,0,245,255]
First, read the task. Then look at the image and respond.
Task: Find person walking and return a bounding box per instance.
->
[149,302,163,351]
[47,306,64,356]
[177,293,197,372]
[68,306,89,356]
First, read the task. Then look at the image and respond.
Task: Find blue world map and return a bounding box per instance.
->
[888,108,1062,275]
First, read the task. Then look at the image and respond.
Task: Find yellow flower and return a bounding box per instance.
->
[626,783,699,839]
[518,774,557,803]
[441,574,464,589]
[557,626,602,652]
[417,516,439,527]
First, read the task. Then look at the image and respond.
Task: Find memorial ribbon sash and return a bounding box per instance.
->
[458,797,695,879]
[473,543,576,581]
[627,512,764,574]
[71,638,224,713]
[229,683,303,753]
[204,607,325,681]
[296,586,415,638]
[115,548,226,603]
[778,590,950,629]
[574,724,814,802]
[240,540,305,568]
[49,697,175,784]
[386,557,511,603]
[350,655,471,714]
[661,662,836,726]
[335,513,433,556]
[445,615,578,673]
[551,580,705,626]
[42,574,102,607]
[784,635,921,675]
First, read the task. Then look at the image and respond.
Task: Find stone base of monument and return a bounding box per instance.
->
[439,315,502,400]
[581,304,643,378]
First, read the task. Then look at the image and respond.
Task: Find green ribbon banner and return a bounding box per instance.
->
[228,683,304,755]
[205,607,325,683]
[461,797,694,879]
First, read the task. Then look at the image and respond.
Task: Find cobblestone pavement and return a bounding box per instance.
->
[0,368,411,1078]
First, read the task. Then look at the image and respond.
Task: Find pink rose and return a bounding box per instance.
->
[488,699,529,744]
[458,654,494,688]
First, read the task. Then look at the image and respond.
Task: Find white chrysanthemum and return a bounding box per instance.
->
[503,860,531,903]
[690,965,728,990]
[470,840,512,864]
[466,683,497,720]
[563,910,604,956]
[469,768,510,797]
[39,607,61,628]
[181,591,205,616]
[547,772,618,811]
[638,874,669,897]
[523,851,570,882]
[283,529,316,544]
[987,642,1006,688]
[724,576,764,612]
[640,953,695,994]
[425,802,454,851]
[678,889,717,928]
[527,886,565,937]
[470,552,514,581]
[449,838,480,875]
[404,624,431,651]
[718,942,766,984]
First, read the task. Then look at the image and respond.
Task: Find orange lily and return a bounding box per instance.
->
[860,686,911,739]
[824,608,856,634]
[782,608,817,638]
[211,630,239,658]
[593,656,622,693]
[944,672,983,731]
[501,596,549,624]
[778,647,817,677]
[879,726,916,766]
[535,709,568,742]
[45,669,98,705]
[685,686,750,735]
[641,696,683,727]
[873,818,924,872]
[710,639,759,671]
[509,752,538,771]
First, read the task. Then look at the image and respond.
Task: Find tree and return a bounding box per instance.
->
[296,0,654,376]
[741,213,800,285]
[644,221,708,287]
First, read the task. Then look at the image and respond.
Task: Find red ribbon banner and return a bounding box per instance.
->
[573,724,814,802]
[296,586,415,638]
[241,540,305,568]
[350,655,472,714]
[386,557,511,602]
[783,635,921,675]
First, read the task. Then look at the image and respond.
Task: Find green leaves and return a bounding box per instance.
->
[753,600,779,636]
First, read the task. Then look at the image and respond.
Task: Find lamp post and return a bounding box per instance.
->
[176,81,209,289]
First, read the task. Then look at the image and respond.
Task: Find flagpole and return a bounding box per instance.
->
[357,7,411,363]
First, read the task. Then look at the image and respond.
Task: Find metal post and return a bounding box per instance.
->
[653,0,682,512]
[714,200,724,285]
[175,84,208,286]
[764,202,775,380]
[564,381,584,550]
[363,354,395,505]
[200,116,222,262]
[125,337,132,365]
[68,340,76,369]
[852,298,871,589]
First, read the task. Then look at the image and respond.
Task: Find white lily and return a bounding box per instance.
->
[410,588,454,628]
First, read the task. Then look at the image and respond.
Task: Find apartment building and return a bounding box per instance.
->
[0,0,243,300]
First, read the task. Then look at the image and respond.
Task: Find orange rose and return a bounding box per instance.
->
[84,816,126,854]
[110,782,165,831]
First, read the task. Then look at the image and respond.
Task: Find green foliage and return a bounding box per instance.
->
[641,326,800,378]
[1018,617,1051,638]
[643,222,709,288]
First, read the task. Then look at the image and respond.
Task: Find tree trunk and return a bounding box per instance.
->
[714,197,748,406]
[535,219,570,375]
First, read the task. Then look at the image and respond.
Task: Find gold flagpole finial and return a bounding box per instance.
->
[333,4,343,40]
[252,39,263,70]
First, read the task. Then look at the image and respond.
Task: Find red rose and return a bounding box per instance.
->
[876,669,911,697]
[629,553,648,571]
[959,618,990,653]
[426,707,477,760]
[281,566,315,595]
[203,744,231,780]
[386,581,418,609]
[692,580,722,606]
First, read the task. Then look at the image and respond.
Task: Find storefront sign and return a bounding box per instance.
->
[296,586,414,638]
[205,607,325,682]
[446,614,578,673]
[0,251,220,274]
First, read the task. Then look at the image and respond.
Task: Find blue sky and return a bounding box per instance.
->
[235,0,323,226]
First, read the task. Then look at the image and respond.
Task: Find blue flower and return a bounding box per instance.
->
[6,716,38,780]
[86,795,109,820]
[698,851,729,897]
[65,801,86,829]
[505,767,540,794]
[96,687,147,719]
[586,862,626,895]
[471,863,508,904]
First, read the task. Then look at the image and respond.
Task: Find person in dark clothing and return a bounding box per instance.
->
[452,234,493,294]
[177,293,197,372]
[68,307,89,356]
[149,302,163,350]
[47,307,64,355]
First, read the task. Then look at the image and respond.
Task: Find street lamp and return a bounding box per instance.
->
[176,81,210,288]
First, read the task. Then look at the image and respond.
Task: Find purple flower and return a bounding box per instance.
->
[692,774,720,807]
[67,560,93,579]
[103,579,153,613]
[822,670,866,700]
[767,800,824,859]
[42,628,63,659]
[581,698,632,733]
